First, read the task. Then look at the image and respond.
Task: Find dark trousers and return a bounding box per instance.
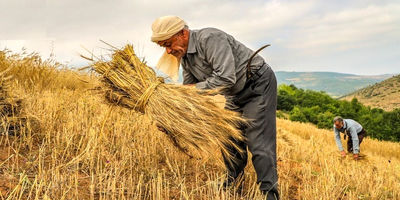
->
[347,129,367,153]
[224,65,279,199]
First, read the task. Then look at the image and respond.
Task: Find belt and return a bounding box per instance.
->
[250,64,268,80]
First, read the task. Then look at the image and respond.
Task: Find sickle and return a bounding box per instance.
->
[246,44,271,79]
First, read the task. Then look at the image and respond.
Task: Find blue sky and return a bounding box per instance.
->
[0,0,399,75]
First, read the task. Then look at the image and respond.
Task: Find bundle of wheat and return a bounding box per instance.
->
[84,44,246,163]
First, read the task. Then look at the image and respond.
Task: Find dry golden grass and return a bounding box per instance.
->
[277,119,400,200]
[0,50,96,92]
[0,49,399,199]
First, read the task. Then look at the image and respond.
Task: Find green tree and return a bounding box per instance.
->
[316,111,336,129]
[289,106,307,122]
[277,89,296,111]
[276,84,400,142]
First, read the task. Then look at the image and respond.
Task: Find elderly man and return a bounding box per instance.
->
[151,16,279,199]
[333,116,367,160]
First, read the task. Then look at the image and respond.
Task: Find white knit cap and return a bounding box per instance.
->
[151,16,186,82]
[151,15,186,42]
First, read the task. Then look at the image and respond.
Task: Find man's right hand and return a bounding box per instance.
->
[340,150,346,157]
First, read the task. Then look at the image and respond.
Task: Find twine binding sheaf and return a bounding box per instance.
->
[135,81,162,113]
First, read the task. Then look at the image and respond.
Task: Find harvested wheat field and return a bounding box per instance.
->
[0,49,399,200]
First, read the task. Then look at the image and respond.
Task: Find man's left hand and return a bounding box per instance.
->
[353,154,359,160]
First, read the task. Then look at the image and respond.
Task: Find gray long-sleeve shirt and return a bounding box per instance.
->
[334,119,363,154]
[181,28,266,95]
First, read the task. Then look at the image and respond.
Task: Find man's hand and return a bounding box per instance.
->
[353,154,359,160]
[340,150,346,157]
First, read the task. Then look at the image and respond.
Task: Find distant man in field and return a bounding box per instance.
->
[151,16,279,200]
[333,116,367,160]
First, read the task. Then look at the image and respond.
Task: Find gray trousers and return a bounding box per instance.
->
[224,64,279,198]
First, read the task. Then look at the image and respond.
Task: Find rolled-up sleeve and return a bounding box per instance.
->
[195,33,236,90]
[334,126,344,151]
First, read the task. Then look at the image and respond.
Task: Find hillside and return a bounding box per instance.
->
[277,84,400,142]
[275,71,393,98]
[0,50,399,199]
[341,75,400,111]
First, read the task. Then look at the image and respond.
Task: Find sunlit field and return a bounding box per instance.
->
[1,51,399,199]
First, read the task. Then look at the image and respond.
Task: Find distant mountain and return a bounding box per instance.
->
[275,71,394,98]
[341,74,400,111]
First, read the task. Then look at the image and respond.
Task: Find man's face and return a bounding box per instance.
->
[334,121,344,129]
[157,30,188,59]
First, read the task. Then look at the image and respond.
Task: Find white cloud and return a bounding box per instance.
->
[288,3,400,51]
[0,0,399,75]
